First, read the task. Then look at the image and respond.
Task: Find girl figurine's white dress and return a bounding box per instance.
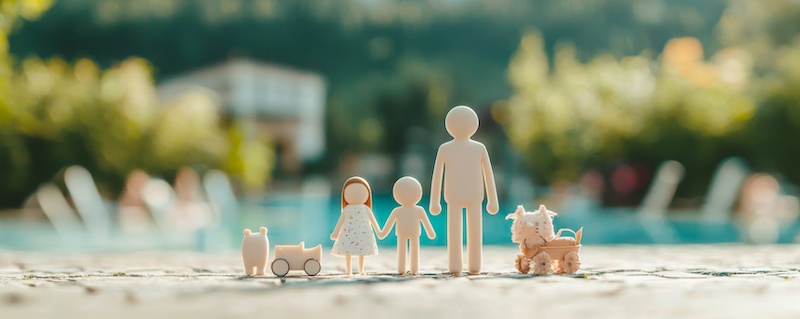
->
[331,204,379,256]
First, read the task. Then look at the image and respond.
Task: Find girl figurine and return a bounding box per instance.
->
[330,176,382,275]
[378,176,436,275]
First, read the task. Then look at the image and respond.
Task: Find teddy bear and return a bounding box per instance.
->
[506,205,582,274]
[241,226,270,276]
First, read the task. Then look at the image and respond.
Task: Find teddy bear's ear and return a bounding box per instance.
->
[243,229,252,236]
[538,205,547,213]
[506,205,525,220]
[259,226,268,235]
[547,210,558,218]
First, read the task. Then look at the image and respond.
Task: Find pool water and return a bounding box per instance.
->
[0,194,797,252]
[254,194,800,249]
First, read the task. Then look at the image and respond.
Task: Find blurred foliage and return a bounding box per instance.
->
[3,0,800,205]
[0,56,232,207]
[7,0,730,163]
[0,1,273,208]
[503,0,800,197]
[224,121,274,190]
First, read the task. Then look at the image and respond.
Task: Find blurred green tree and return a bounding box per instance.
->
[503,32,755,196]
[504,0,800,200]
[0,0,273,208]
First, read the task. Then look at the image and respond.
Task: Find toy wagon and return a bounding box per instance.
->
[524,228,583,275]
[508,205,584,275]
[271,242,322,276]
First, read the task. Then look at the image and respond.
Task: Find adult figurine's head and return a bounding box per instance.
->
[445,105,479,139]
[393,176,422,206]
[342,176,372,208]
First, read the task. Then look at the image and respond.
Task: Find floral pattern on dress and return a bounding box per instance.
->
[331,204,379,256]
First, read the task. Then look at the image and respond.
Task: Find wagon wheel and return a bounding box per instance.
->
[561,251,581,274]
[531,252,552,275]
[271,258,290,277]
[515,253,530,274]
[304,259,321,276]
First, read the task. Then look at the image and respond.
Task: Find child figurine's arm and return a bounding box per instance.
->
[330,210,345,240]
[367,207,383,237]
[429,146,445,216]
[378,210,398,239]
[418,207,436,240]
[480,145,499,215]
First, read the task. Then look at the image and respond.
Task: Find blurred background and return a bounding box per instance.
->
[1,0,799,251]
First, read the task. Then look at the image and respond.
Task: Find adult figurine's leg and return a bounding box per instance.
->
[410,236,420,274]
[447,204,463,274]
[466,202,483,275]
[397,237,407,275]
[345,255,352,276]
[358,255,366,275]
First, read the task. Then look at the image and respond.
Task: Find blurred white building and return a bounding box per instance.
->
[157,58,326,173]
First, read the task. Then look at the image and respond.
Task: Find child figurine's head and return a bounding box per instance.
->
[393,176,422,206]
[342,176,372,209]
[445,105,479,139]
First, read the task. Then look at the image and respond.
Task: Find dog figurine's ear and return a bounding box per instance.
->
[506,205,525,220]
[538,205,558,218]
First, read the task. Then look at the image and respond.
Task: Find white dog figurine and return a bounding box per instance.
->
[506,205,582,274]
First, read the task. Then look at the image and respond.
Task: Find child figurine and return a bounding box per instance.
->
[330,176,382,275]
[379,176,436,275]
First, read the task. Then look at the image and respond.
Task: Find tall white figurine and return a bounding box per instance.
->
[330,176,381,275]
[430,105,499,275]
[242,226,269,276]
[378,176,436,275]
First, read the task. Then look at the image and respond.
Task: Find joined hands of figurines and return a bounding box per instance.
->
[429,105,499,275]
[506,205,583,275]
[378,176,436,275]
[330,177,382,276]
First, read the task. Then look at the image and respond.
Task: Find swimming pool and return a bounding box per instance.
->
[0,194,796,252]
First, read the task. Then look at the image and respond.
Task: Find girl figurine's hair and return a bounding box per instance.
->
[341,176,373,209]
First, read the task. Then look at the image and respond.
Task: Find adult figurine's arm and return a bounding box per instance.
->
[429,146,445,216]
[481,145,499,215]
[419,207,436,240]
[330,210,345,240]
[378,210,397,239]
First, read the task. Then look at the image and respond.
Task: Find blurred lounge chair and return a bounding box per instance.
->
[202,169,243,250]
[116,170,156,234]
[64,166,112,240]
[701,157,749,222]
[142,177,178,233]
[202,170,239,232]
[638,160,685,218]
[637,160,685,243]
[736,173,799,243]
[174,167,214,228]
[142,169,215,250]
[35,184,85,241]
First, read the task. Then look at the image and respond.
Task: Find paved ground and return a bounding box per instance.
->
[0,245,799,318]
